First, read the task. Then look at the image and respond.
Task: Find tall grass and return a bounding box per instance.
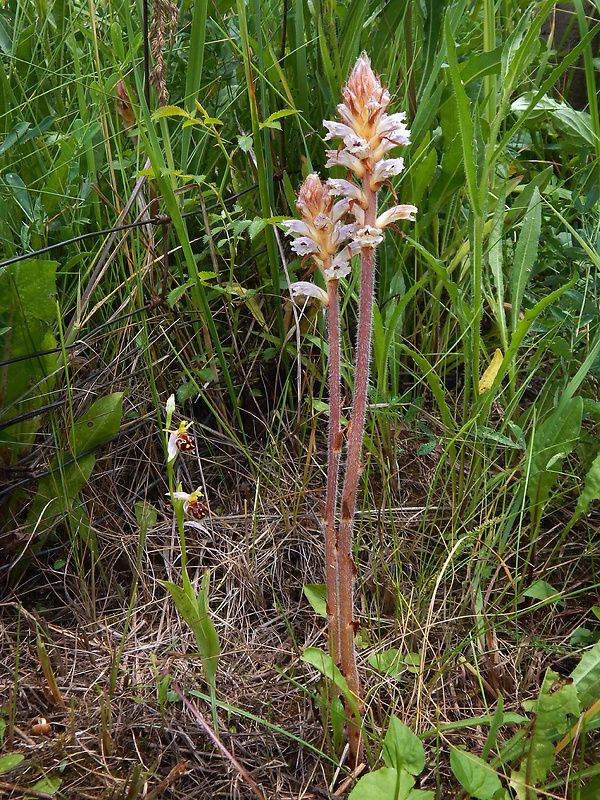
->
[2,0,600,795]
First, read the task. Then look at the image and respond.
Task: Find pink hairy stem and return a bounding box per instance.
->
[337,179,378,767]
[324,278,343,668]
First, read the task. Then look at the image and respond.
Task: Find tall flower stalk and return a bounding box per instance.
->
[282,53,416,768]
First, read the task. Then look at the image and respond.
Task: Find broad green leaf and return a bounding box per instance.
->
[237,134,253,152]
[369,648,405,679]
[303,584,327,618]
[25,394,123,538]
[450,747,502,800]
[0,259,58,442]
[0,753,24,773]
[527,396,583,511]
[70,392,124,455]
[513,668,580,790]
[511,94,596,146]
[522,580,564,606]
[28,775,61,795]
[383,716,425,776]
[510,187,541,337]
[152,105,192,120]
[572,450,600,523]
[571,638,600,710]
[349,767,433,800]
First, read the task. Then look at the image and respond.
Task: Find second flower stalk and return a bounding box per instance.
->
[282,53,416,767]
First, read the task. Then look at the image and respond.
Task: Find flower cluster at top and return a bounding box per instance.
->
[282,52,417,304]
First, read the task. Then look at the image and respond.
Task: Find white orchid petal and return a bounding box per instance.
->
[325,149,366,177]
[343,134,372,158]
[290,237,319,256]
[355,225,385,248]
[323,120,354,140]
[289,281,329,305]
[331,198,351,224]
[376,205,418,228]
[167,431,179,463]
[352,205,365,225]
[280,219,312,237]
[370,157,405,188]
[327,179,365,205]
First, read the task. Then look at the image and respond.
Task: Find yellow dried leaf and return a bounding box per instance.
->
[479,348,503,394]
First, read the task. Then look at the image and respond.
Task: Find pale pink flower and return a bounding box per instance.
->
[289,281,330,305]
[354,226,384,248]
[370,158,405,189]
[324,241,362,279]
[323,53,411,183]
[282,174,359,281]
[376,204,418,228]
[327,179,367,207]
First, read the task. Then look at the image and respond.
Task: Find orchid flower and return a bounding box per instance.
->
[171,487,208,520]
[167,420,196,463]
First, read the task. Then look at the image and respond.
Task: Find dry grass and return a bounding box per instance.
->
[2,318,600,798]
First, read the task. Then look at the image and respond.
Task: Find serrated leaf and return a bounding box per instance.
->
[476,425,523,450]
[383,716,425,775]
[168,280,194,307]
[303,584,327,618]
[237,134,253,152]
[248,218,267,239]
[450,747,502,800]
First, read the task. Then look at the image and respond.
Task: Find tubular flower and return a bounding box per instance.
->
[281,173,358,283]
[167,420,195,463]
[289,281,330,306]
[171,487,208,520]
[323,52,416,239]
[375,204,418,228]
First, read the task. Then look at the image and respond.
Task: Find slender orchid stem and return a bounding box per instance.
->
[337,182,377,767]
[325,279,342,668]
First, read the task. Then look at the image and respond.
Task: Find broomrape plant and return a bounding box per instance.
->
[282,53,416,767]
